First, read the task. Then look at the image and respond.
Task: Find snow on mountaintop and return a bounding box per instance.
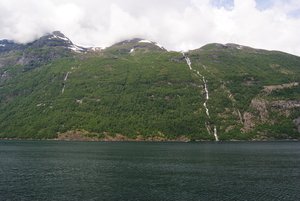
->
[69,44,86,53]
[49,35,70,42]
[139,39,165,50]
[139,39,152,43]
[46,31,88,53]
[155,43,164,50]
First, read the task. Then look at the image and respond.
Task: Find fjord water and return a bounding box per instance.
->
[0,141,299,200]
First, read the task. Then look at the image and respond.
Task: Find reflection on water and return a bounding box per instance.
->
[0,141,299,200]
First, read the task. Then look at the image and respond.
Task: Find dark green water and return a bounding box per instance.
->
[0,141,299,200]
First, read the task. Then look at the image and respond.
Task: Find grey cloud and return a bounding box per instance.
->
[0,0,300,56]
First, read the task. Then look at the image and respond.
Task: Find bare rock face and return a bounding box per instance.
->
[270,101,300,108]
[263,82,299,94]
[242,98,300,135]
[0,39,26,55]
[269,101,300,118]
[0,31,88,71]
[251,99,269,121]
[242,112,256,133]
[0,39,27,68]
[293,117,300,132]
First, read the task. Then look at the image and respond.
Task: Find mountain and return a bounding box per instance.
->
[0,31,299,141]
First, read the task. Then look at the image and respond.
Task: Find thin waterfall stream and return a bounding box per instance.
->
[62,72,69,93]
[182,52,219,141]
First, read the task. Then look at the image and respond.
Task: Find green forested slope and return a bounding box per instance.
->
[0,33,299,140]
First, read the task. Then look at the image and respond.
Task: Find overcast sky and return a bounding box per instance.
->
[1,0,300,55]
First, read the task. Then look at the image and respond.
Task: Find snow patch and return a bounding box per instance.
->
[49,34,70,42]
[139,39,152,43]
[138,39,165,50]
[57,35,69,41]
[0,44,5,47]
[49,36,57,40]
[154,42,165,50]
[155,43,163,48]
[130,48,134,53]
[69,44,85,53]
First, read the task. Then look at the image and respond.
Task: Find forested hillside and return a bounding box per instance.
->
[0,32,299,141]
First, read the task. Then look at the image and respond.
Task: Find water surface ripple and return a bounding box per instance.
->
[0,141,299,200]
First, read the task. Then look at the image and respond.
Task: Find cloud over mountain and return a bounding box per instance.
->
[1,0,300,55]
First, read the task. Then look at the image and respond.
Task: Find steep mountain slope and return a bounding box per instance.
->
[0,31,86,82]
[0,32,299,140]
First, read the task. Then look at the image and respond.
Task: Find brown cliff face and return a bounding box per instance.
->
[241,97,300,138]
[242,112,256,133]
[241,99,270,133]
[250,99,269,122]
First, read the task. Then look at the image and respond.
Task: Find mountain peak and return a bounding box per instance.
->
[47,31,72,43]
[29,31,86,53]
[105,38,167,55]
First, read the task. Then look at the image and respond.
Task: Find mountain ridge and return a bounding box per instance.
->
[0,31,299,141]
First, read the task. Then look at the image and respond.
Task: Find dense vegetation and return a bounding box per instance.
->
[0,33,299,140]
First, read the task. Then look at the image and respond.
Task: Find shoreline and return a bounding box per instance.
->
[0,138,299,142]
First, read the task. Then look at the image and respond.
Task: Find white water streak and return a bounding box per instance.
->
[62,72,69,93]
[237,109,243,124]
[197,71,203,77]
[186,57,192,70]
[183,53,214,134]
[183,53,210,118]
[64,72,69,81]
[214,126,219,141]
[182,52,220,141]
[205,123,211,134]
[203,102,210,116]
[204,84,209,100]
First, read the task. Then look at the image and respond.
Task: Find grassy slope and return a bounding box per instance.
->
[0,42,299,140]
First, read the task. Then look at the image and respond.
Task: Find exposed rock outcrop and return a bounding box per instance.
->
[270,101,300,108]
[242,112,256,133]
[294,117,300,132]
[251,99,269,121]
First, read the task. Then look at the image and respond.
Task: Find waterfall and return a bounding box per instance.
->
[182,52,219,140]
[62,84,65,93]
[237,108,243,124]
[64,72,69,81]
[185,57,192,70]
[205,123,212,134]
[214,126,219,141]
[62,72,69,93]
[203,102,210,117]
